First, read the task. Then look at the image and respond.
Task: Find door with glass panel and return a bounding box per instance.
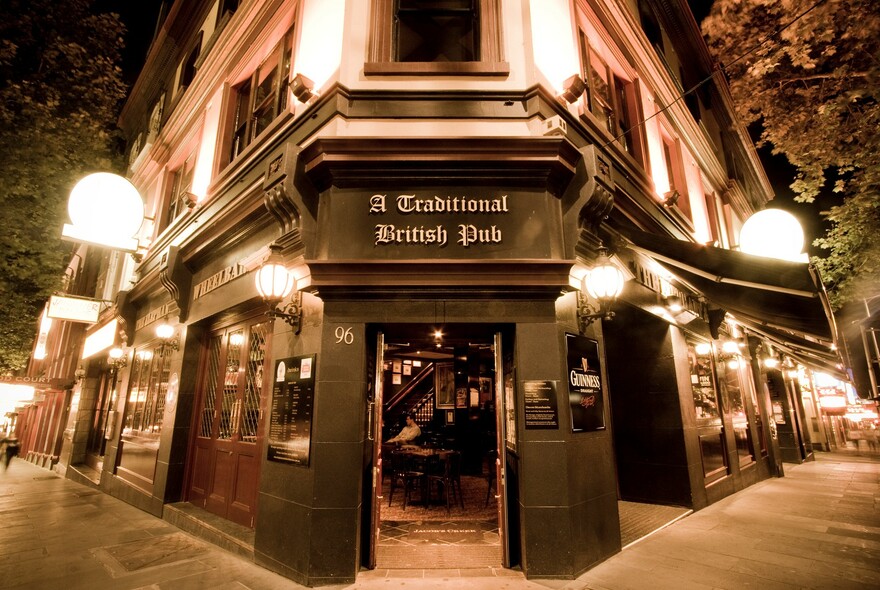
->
[687,336,729,485]
[188,316,271,527]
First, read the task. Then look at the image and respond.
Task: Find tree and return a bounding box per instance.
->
[702,0,880,309]
[0,0,127,372]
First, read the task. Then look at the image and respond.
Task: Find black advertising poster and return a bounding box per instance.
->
[523,380,559,429]
[566,333,605,432]
[267,354,316,466]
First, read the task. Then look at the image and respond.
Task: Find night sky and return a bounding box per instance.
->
[94,0,166,84]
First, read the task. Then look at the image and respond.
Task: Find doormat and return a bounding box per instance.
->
[406,521,484,543]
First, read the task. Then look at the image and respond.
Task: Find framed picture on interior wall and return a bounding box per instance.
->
[479,376,493,403]
[445,410,455,425]
[456,386,468,408]
[392,373,402,385]
[435,363,455,408]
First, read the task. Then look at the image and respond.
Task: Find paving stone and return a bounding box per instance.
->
[1,451,878,589]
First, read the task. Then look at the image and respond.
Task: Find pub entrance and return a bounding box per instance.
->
[83,369,119,473]
[186,313,272,528]
[364,324,515,570]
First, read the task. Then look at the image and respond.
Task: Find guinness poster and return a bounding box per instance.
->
[566,333,605,432]
[268,354,316,466]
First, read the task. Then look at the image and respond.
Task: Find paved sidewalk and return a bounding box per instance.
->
[0,452,877,590]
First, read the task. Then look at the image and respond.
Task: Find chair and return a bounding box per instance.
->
[387,451,424,510]
[427,451,464,513]
[485,449,497,507]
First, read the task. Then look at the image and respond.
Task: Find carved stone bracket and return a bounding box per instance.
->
[568,145,616,261]
[263,146,304,252]
[114,290,136,344]
[579,145,615,235]
[158,245,193,321]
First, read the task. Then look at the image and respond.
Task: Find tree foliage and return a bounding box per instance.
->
[0,0,126,372]
[702,0,880,309]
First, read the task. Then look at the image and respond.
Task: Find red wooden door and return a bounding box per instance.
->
[188,317,270,527]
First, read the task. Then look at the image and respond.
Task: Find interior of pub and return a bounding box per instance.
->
[375,324,502,567]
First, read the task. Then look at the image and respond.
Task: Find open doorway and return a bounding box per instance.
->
[367,324,508,569]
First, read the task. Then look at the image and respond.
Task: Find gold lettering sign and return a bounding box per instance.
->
[135,302,175,331]
[370,193,509,248]
[193,263,247,300]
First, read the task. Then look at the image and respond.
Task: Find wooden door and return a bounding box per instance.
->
[188,317,271,527]
[366,331,385,569]
[493,331,511,567]
[86,372,116,467]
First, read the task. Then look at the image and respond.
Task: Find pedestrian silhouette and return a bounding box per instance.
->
[1,434,20,470]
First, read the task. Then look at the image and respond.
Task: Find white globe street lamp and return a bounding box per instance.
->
[62,173,145,252]
[739,209,807,262]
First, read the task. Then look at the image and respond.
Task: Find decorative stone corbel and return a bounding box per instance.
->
[567,145,615,259]
[158,245,192,321]
[263,146,303,252]
[114,290,136,344]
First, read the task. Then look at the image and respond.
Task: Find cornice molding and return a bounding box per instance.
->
[300,136,581,195]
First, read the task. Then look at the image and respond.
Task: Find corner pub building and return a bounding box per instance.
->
[51,0,841,586]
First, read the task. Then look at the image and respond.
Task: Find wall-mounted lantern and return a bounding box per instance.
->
[255,244,303,334]
[291,73,315,102]
[154,323,179,357]
[577,247,625,331]
[107,346,128,373]
[559,74,586,103]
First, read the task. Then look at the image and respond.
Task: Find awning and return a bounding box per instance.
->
[622,228,839,346]
[735,318,849,381]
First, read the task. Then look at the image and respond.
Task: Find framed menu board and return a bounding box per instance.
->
[267,354,316,466]
[523,380,559,429]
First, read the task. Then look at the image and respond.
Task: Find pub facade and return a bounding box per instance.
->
[52,0,841,586]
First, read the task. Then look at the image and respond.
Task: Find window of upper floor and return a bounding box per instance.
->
[661,128,691,221]
[679,66,702,123]
[227,28,293,164]
[179,32,204,91]
[703,190,724,246]
[160,154,196,232]
[577,30,648,169]
[218,0,239,23]
[637,0,664,54]
[128,94,166,173]
[365,0,508,76]
[178,31,202,90]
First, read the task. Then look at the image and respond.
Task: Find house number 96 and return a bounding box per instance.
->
[335,327,354,345]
